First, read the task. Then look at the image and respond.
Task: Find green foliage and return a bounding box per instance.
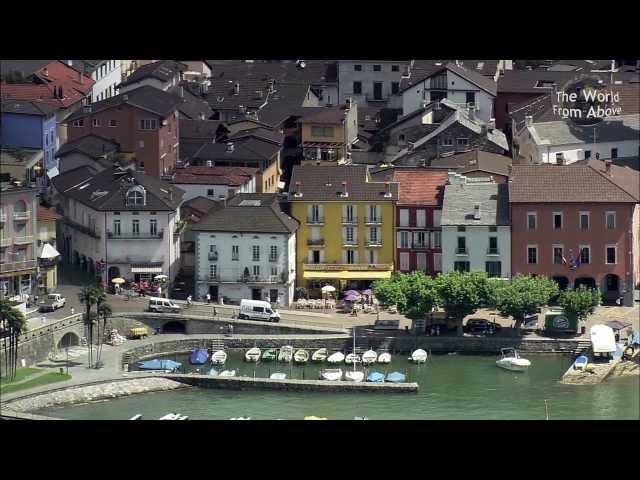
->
[434,271,489,324]
[394,272,437,319]
[496,275,559,326]
[372,276,406,309]
[558,287,601,322]
[0,372,71,395]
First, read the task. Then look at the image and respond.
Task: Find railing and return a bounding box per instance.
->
[364,216,382,224]
[208,253,219,261]
[307,239,325,246]
[412,242,428,249]
[306,217,325,225]
[341,217,358,224]
[456,248,468,255]
[198,275,282,284]
[342,239,358,246]
[487,248,500,255]
[107,230,164,239]
[304,263,393,271]
[365,93,388,102]
[38,257,59,269]
[239,275,280,284]
[0,259,37,273]
[366,239,383,247]
[13,211,30,220]
[0,238,11,247]
[13,235,34,245]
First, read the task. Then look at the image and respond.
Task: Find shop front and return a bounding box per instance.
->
[302,269,392,298]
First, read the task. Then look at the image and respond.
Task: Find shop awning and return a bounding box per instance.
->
[130,264,163,274]
[303,270,392,280]
[39,243,61,259]
[47,166,59,179]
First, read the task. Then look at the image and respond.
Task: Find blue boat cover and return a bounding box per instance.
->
[575,355,588,364]
[208,368,219,377]
[190,348,209,365]
[367,371,385,382]
[386,372,406,383]
[138,359,182,370]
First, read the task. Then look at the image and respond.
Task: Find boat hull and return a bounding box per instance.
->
[344,371,365,382]
[377,353,391,364]
[327,352,345,364]
[496,360,530,372]
[211,351,227,365]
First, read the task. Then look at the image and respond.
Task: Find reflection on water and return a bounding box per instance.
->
[41,352,639,420]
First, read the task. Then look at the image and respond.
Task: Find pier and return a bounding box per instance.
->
[560,359,620,385]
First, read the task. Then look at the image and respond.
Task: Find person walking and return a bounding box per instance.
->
[206,293,211,304]
[186,295,192,307]
[70,307,75,316]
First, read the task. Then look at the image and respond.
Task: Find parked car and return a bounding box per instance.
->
[464,318,502,334]
[148,297,181,313]
[374,319,400,331]
[39,293,66,312]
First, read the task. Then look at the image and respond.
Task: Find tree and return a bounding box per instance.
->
[394,272,437,319]
[0,299,27,380]
[558,287,601,324]
[95,300,113,367]
[496,275,559,335]
[78,286,106,368]
[434,271,490,336]
[372,276,406,309]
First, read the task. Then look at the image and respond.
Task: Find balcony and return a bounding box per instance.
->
[343,239,358,247]
[239,275,281,284]
[364,216,382,225]
[0,259,37,274]
[412,242,428,249]
[307,238,325,247]
[487,248,500,255]
[306,217,325,225]
[107,230,164,240]
[0,237,11,247]
[341,217,358,225]
[456,248,468,255]
[13,211,30,221]
[366,238,383,247]
[38,257,59,270]
[13,235,33,245]
[364,93,388,103]
[304,262,393,272]
[208,252,219,261]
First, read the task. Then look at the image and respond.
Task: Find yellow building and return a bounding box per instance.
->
[36,206,61,293]
[289,165,398,295]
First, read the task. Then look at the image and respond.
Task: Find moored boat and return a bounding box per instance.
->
[189,348,209,365]
[320,368,343,381]
[219,369,236,377]
[230,416,251,420]
[138,359,182,371]
[496,348,531,372]
[377,352,392,364]
[278,345,294,362]
[294,349,309,363]
[386,371,406,383]
[345,353,361,364]
[304,416,327,420]
[270,372,287,380]
[262,349,277,362]
[211,350,227,365]
[574,355,588,370]
[327,351,345,364]
[361,350,377,365]
[410,349,428,364]
[245,347,261,362]
[366,371,385,383]
[344,370,365,382]
[311,348,328,362]
[208,368,219,377]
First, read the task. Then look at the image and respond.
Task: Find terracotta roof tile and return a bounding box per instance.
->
[37,205,62,221]
[392,169,449,205]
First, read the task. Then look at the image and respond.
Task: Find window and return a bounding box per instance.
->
[466,92,475,105]
[373,65,381,71]
[368,204,379,222]
[555,153,564,164]
[488,237,498,254]
[605,245,617,264]
[109,119,118,127]
[441,137,453,146]
[457,226,466,232]
[399,252,410,271]
[311,250,321,264]
[368,249,377,264]
[311,204,321,222]
[354,65,362,71]
[113,220,121,236]
[392,65,400,72]
[456,138,469,147]
[270,246,278,262]
[579,212,590,230]
[72,119,84,127]
[252,245,260,261]
[93,118,100,127]
[584,150,591,159]
[432,231,441,248]
[553,246,564,265]
[345,227,355,243]
[127,188,145,206]
[353,81,362,95]
[140,119,157,130]
[253,265,260,276]
[207,189,214,197]
[416,209,426,228]
[311,126,334,137]
[399,209,409,227]
[457,237,467,254]
[454,261,470,272]
[138,140,145,149]
[415,231,427,248]
[344,204,355,223]
[489,226,497,232]
[132,219,140,235]
[346,250,356,264]
[369,227,378,243]
[527,246,538,264]
[606,211,616,229]
[485,261,501,278]
[611,148,618,158]
[527,212,537,230]
[391,82,399,95]
[399,231,409,248]
[232,245,239,261]
[553,212,563,230]
[579,246,590,264]
[150,219,157,236]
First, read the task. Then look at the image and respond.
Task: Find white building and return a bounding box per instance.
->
[172,165,257,203]
[440,174,511,279]
[515,114,639,165]
[65,60,121,103]
[52,165,184,285]
[118,60,185,93]
[192,193,298,305]
[338,60,407,108]
[401,62,497,123]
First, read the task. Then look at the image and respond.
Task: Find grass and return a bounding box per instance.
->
[0,372,72,395]
[0,367,42,384]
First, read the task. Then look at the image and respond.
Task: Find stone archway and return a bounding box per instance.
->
[57,332,80,349]
[552,276,569,291]
[602,274,621,304]
[162,321,186,334]
[574,277,596,290]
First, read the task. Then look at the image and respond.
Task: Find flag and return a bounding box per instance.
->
[576,252,582,269]
[562,256,568,266]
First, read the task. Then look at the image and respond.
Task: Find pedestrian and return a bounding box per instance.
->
[206,293,211,304]
[187,295,192,307]
[41,315,46,326]
[71,307,75,316]
[436,325,440,336]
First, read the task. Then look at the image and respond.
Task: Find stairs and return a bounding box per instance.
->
[573,340,592,356]
[210,339,225,351]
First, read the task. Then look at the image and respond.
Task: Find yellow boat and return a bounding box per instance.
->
[304,416,328,420]
[129,327,149,339]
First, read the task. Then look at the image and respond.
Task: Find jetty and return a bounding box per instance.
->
[560,359,620,385]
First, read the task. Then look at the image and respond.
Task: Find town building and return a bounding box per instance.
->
[64,60,122,103]
[0,147,44,189]
[288,165,398,295]
[371,167,449,275]
[63,86,181,178]
[337,60,408,108]
[55,134,123,174]
[118,60,187,93]
[430,149,512,183]
[441,174,511,279]
[172,165,257,202]
[509,162,639,305]
[192,193,298,305]
[36,206,62,293]
[52,166,184,285]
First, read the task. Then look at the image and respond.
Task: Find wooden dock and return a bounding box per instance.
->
[560,359,620,385]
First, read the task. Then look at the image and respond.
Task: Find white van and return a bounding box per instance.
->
[238,299,280,322]
[148,297,181,313]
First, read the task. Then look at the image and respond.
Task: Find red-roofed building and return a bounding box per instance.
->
[371,167,449,274]
[172,165,258,202]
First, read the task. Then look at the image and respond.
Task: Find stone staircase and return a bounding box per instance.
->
[573,339,592,356]
[210,339,225,352]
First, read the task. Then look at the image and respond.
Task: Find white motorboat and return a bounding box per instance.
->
[411,349,428,364]
[377,352,392,364]
[159,413,187,420]
[345,327,364,382]
[344,370,365,382]
[496,348,531,372]
[270,372,287,380]
[294,349,310,364]
[211,350,227,365]
[278,345,294,362]
[245,347,261,362]
[129,414,142,420]
[361,350,378,365]
[311,348,328,362]
[219,369,237,377]
[327,351,345,364]
[230,416,251,420]
[320,368,343,381]
[345,353,361,364]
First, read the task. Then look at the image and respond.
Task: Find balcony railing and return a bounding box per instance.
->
[307,239,325,246]
[13,211,30,220]
[366,239,383,247]
[364,216,382,225]
[208,252,219,261]
[107,230,164,239]
[487,248,500,255]
[38,257,59,269]
[198,275,282,284]
[456,248,468,255]
[341,217,358,225]
[306,217,325,225]
[343,239,358,246]
[269,256,278,263]
[13,235,34,245]
[412,242,428,249]
[0,259,37,274]
[303,263,393,272]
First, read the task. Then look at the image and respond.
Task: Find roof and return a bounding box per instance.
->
[385,168,449,205]
[181,196,221,216]
[509,164,638,203]
[209,61,337,87]
[193,137,281,164]
[497,70,578,93]
[288,165,399,202]
[1,60,54,78]
[119,60,187,87]
[173,165,258,185]
[191,193,298,234]
[169,83,214,120]
[179,119,227,140]
[52,166,184,211]
[527,114,639,146]
[37,205,62,222]
[441,182,510,226]
[228,127,284,145]
[430,150,512,177]
[0,147,42,166]
[1,98,58,116]
[257,83,317,127]
[297,105,348,124]
[572,159,639,201]
[400,62,498,96]
[65,60,108,74]
[66,85,181,122]
[55,134,119,160]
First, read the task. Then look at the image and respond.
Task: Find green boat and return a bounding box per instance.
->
[262,349,277,362]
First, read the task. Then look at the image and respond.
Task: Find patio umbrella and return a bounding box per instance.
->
[344,293,361,302]
[362,289,373,296]
[111,278,125,284]
[154,274,168,281]
[344,290,360,296]
[321,285,336,293]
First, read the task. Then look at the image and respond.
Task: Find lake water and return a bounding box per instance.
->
[40,351,639,420]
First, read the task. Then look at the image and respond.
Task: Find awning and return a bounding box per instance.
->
[303,270,392,280]
[130,264,163,274]
[39,243,61,259]
[605,320,632,331]
[47,166,59,179]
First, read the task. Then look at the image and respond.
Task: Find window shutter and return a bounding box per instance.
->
[307,205,312,220]
[433,210,442,227]
[320,250,325,263]
[397,231,402,247]
[400,209,409,226]
[417,209,426,227]
[433,253,442,271]
[353,250,359,264]
[318,205,324,219]
[308,250,313,263]
[352,204,357,219]
[342,250,347,263]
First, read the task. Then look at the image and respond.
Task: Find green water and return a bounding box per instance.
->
[40,352,639,420]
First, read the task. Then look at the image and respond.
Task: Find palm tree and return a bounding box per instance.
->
[0,299,27,380]
[78,286,106,368]
[95,301,112,367]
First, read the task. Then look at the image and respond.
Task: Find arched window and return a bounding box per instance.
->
[14,200,27,212]
[126,187,145,206]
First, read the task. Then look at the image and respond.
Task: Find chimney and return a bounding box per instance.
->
[293,181,303,197]
[605,159,612,175]
[384,182,392,198]
[473,204,481,220]
[67,60,73,67]
[488,118,496,130]
[268,79,275,93]
[525,115,533,127]
[345,97,352,109]
[481,124,487,136]
[234,82,240,95]
[341,181,349,197]
[226,142,234,152]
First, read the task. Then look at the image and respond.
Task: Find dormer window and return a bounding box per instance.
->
[126,186,146,206]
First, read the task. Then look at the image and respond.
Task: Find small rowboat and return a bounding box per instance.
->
[344,370,364,382]
[386,371,406,383]
[219,370,236,377]
[574,355,588,370]
[361,350,377,365]
[270,372,287,380]
[367,371,385,383]
[294,349,309,363]
[410,349,428,364]
[345,353,361,365]
[377,352,392,364]
[278,346,294,362]
[190,348,209,365]
[245,347,261,362]
[327,351,345,364]
[211,350,227,365]
[262,349,277,362]
[320,368,343,381]
[207,368,219,377]
[311,348,328,362]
